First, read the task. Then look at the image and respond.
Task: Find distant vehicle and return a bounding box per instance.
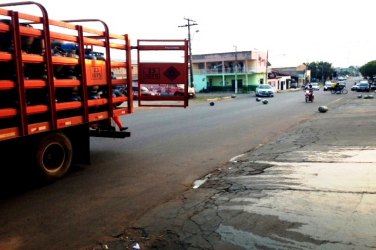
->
[337,80,346,86]
[356,82,370,92]
[305,89,314,102]
[185,85,196,98]
[331,84,348,94]
[156,84,196,98]
[325,81,345,91]
[351,83,360,91]
[133,86,159,99]
[310,82,320,91]
[324,81,332,91]
[371,83,376,90]
[290,81,298,89]
[255,84,274,97]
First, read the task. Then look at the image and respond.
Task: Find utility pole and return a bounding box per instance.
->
[265,50,268,85]
[234,45,238,94]
[179,18,198,88]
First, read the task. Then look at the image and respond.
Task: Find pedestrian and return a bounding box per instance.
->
[112,115,128,131]
[110,72,128,131]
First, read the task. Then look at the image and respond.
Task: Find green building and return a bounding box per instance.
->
[191,50,268,93]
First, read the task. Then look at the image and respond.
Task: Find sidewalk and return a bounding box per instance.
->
[213,93,376,249]
[130,93,376,249]
[195,87,301,99]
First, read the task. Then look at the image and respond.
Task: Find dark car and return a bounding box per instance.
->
[290,81,298,88]
[356,82,370,92]
[371,83,376,90]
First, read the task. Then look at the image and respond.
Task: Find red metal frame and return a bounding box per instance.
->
[0,1,132,141]
[137,39,189,108]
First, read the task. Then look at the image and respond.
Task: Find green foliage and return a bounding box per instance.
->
[339,70,351,76]
[306,61,334,82]
[359,61,376,79]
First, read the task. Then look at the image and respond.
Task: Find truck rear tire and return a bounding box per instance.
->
[34,133,73,182]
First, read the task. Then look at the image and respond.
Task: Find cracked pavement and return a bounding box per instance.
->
[94,95,376,250]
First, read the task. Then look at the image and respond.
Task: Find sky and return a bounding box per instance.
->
[1,0,375,68]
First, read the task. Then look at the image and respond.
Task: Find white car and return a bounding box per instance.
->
[177,84,196,98]
[187,85,196,98]
[310,82,320,91]
[324,81,332,91]
[255,84,274,97]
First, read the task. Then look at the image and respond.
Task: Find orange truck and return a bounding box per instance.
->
[0,1,189,181]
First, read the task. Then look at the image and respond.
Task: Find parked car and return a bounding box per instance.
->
[356,82,370,92]
[255,84,274,97]
[133,86,159,99]
[290,81,298,89]
[185,84,196,98]
[351,83,360,91]
[324,81,333,91]
[371,83,376,90]
[156,84,196,98]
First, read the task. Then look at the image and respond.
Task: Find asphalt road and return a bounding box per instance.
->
[0,86,361,250]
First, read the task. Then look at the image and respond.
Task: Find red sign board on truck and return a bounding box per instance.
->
[137,40,189,107]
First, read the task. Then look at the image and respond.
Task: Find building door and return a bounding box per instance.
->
[231,79,243,91]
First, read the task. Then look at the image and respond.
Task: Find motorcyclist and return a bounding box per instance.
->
[306,83,313,91]
[333,82,340,92]
[304,83,314,102]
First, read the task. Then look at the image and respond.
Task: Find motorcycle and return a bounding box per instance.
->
[331,85,348,94]
[305,89,314,102]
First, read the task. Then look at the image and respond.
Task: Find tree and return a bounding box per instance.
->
[306,61,334,82]
[359,60,376,80]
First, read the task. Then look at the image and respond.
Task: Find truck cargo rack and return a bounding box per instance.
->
[0,1,134,140]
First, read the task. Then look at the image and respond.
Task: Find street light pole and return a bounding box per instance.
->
[265,50,268,85]
[179,18,198,88]
[234,45,238,94]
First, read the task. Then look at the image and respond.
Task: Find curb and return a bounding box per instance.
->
[206,96,234,102]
